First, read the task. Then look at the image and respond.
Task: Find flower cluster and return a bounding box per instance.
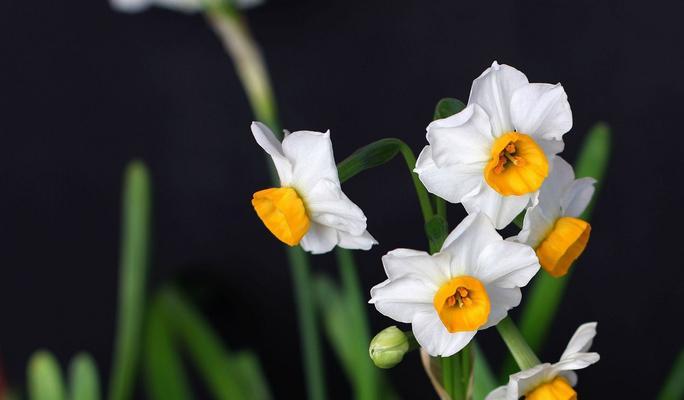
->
[250,62,599,397]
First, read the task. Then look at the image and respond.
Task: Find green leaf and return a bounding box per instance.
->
[433,98,466,120]
[337,138,402,183]
[226,351,272,400]
[575,122,611,219]
[28,351,66,400]
[158,286,271,400]
[472,343,498,400]
[425,215,448,254]
[69,353,101,400]
[658,349,684,400]
[108,161,151,400]
[143,296,194,400]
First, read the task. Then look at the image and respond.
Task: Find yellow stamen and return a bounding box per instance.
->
[526,377,577,400]
[252,187,310,246]
[484,132,549,196]
[536,217,591,277]
[433,276,490,332]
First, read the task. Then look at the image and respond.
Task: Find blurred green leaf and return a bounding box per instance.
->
[658,348,684,400]
[337,138,402,183]
[433,98,466,120]
[28,351,66,400]
[425,215,448,254]
[472,343,497,400]
[159,287,272,400]
[108,161,151,400]
[143,296,194,400]
[507,123,612,377]
[69,353,101,400]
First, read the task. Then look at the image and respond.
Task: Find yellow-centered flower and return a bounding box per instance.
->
[370,213,539,357]
[250,122,377,254]
[486,323,600,400]
[515,157,595,277]
[415,61,572,228]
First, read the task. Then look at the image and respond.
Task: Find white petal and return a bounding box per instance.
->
[412,311,477,357]
[251,122,293,185]
[475,240,539,287]
[559,370,578,387]
[381,249,450,289]
[510,83,572,141]
[515,203,555,248]
[441,213,503,277]
[552,352,600,373]
[484,386,509,400]
[537,138,565,158]
[337,230,377,251]
[560,322,598,359]
[154,0,202,11]
[463,184,532,229]
[305,179,367,236]
[299,223,338,254]
[468,61,529,136]
[415,146,485,203]
[282,130,340,192]
[509,364,554,397]
[110,0,151,12]
[480,286,521,329]
[369,277,435,323]
[561,177,596,218]
[427,104,493,166]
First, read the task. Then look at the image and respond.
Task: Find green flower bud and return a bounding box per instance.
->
[369,326,410,369]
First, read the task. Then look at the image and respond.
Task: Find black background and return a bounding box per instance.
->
[1,0,683,398]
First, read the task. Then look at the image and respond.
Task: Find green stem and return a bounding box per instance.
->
[205,6,325,399]
[496,317,540,371]
[435,197,447,221]
[395,142,434,222]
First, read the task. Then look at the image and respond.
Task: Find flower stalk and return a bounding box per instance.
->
[496,316,541,371]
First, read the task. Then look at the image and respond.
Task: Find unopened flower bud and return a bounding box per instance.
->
[369,326,410,369]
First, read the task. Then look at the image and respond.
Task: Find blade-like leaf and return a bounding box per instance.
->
[337,138,402,183]
[159,287,271,400]
[28,351,66,400]
[658,348,684,400]
[575,122,611,219]
[425,215,448,254]
[108,161,151,400]
[472,343,498,400]
[433,98,466,120]
[69,353,101,400]
[143,296,194,400]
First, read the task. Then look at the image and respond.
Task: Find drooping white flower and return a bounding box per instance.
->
[486,322,600,400]
[250,122,377,254]
[110,0,263,14]
[514,157,595,277]
[369,213,539,357]
[415,61,572,229]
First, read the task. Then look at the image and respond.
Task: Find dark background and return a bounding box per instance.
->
[1,0,682,398]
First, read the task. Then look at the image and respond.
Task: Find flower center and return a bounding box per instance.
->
[484,132,549,196]
[536,217,591,277]
[252,187,310,246]
[433,276,490,332]
[525,377,577,400]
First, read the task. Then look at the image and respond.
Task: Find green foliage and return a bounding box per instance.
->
[28,351,67,400]
[108,161,151,400]
[433,98,466,120]
[425,215,448,254]
[68,353,101,400]
[658,349,684,400]
[337,139,403,183]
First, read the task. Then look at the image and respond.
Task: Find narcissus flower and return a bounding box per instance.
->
[110,0,262,13]
[514,157,595,277]
[415,61,572,228]
[251,122,377,254]
[486,322,600,400]
[369,213,539,356]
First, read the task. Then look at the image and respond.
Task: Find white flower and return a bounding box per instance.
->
[486,322,600,400]
[250,122,377,254]
[110,0,263,13]
[515,156,595,277]
[369,213,539,357]
[415,61,572,229]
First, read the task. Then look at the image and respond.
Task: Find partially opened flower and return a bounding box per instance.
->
[415,61,572,228]
[369,213,539,356]
[486,322,600,400]
[250,122,377,254]
[110,0,262,13]
[514,157,595,277]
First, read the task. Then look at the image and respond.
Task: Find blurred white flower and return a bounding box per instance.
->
[486,322,600,400]
[370,213,539,357]
[515,157,595,277]
[110,0,263,13]
[251,122,377,254]
[415,61,572,228]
